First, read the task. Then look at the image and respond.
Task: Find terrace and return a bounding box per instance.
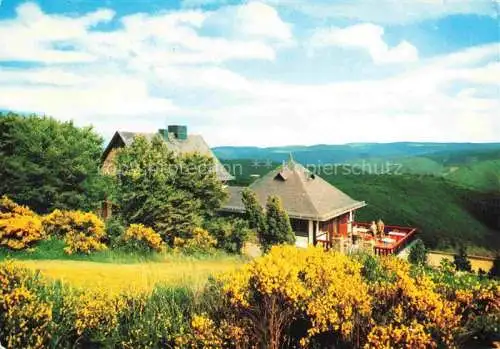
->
[316,222,417,256]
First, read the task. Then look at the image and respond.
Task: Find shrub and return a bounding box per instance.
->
[262,196,295,251]
[0,215,44,250]
[73,290,124,344]
[0,195,36,218]
[454,245,472,272]
[215,245,371,349]
[42,210,107,254]
[489,255,500,279]
[121,224,166,253]
[174,227,217,254]
[241,189,266,234]
[204,217,251,254]
[0,262,52,349]
[408,238,427,266]
[105,216,126,246]
[368,257,461,348]
[41,209,69,237]
[1,248,499,349]
[119,286,194,348]
[0,196,43,250]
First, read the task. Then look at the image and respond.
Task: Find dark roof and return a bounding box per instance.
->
[102,131,234,181]
[222,159,365,220]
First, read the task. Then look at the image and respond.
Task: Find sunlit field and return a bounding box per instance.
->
[427,252,493,272]
[14,256,244,293]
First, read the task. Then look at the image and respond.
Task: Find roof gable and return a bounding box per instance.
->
[224,159,365,220]
[102,130,234,181]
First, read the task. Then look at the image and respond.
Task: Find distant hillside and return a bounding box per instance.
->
[214,142,500,165]
[222,160,500,255]
[215,143,500,192]
[446,159,500,192]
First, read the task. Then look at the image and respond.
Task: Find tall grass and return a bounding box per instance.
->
[0,238,249,264]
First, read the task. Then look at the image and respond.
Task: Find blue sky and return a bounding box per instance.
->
[0,0,498,146]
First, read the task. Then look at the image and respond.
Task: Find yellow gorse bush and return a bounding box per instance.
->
[366,321,433,349]
[177,314,250,349]
[122,224,166,252]
[73,290,124,339]
[368,256,461,348]
[0,196,44,250]
[43,209,107,254]
[0,262,52,349]
[0,195,36,218]
[218,245,372,348]
[174,227,217,253]
[1,246,499,349]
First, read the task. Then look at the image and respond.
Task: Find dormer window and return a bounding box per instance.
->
[275,172,288,181]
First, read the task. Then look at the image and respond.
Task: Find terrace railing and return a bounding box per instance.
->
[315,223,417,256]
[354,222,417,256]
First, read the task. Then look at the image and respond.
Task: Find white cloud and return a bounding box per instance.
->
[204,2,293,42]
[1,42,498,146]
[0,2,114,63]
[261,0,496,25]
[310,23,419,64]
[166,44,499,146]
[0,2,288,65]
[0,2,498,146]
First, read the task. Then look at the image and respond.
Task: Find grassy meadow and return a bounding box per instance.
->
[0,239,245,292]
[12,256,244,293]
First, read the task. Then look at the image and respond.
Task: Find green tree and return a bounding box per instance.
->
[261,196,295,251]
[0,113,106,213]
[204,217,251,254]
[176,153,228,215]
[408,239,427,266]
[489,255,500,279]
[242,189,266,233]
[453,245,472,272]
[112,135,227,244]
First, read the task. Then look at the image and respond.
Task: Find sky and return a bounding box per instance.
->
[0,0,498,146]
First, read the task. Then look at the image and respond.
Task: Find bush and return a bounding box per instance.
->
[0,261,198,349]
[121,224,166,253]
[214,245,371,348]
[191,247,500,348]
[454,245,472,272]
[204,217,251,254]
[104,216,125,246]
[0,196,44,250]
[0,262,52,349]
[43,210,107,254]
[174,227,217,254]
[1,249,499,349]
[408,238,427,266]
[489,255,500,279]
[0,196,36,218]
[262,195,295,251]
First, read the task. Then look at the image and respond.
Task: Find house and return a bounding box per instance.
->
[221,156,416,255]
[101,125,234,182]
[221,157,366,247]
[100,125,233,218]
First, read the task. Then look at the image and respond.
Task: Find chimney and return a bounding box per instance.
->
[167,125,188,140]
[159,128,169,141]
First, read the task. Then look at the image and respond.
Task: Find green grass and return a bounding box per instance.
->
[0,238,247,264]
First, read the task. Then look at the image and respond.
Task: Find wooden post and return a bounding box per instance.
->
[308,220,314,246]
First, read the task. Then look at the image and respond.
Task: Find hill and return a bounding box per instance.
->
[222,160,500,255]
[214,142,500,164]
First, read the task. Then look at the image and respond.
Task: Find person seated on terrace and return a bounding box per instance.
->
[370,221,377,237]
[377,219,386,237]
